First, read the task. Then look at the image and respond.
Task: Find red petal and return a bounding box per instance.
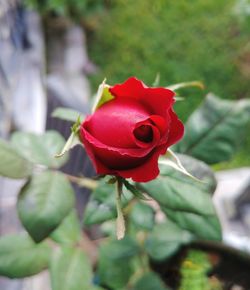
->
[80,125,158,173]
[166,109,184,147]
[109,77,146,101]
[132,119,160,149]
[142,87,175,118]
[81,125,155,158]
[86,98,150,149]
[110,77,175,118]
[149,115,168,136]
[116,145,166,182]
[81,133,111,175]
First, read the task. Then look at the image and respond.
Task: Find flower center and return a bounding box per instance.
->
[134,125,153,143]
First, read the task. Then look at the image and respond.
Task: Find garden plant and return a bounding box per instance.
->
[0,77,249,289]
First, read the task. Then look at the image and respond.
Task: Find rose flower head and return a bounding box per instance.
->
[80,77,184,182]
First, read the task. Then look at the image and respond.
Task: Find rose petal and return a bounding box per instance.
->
[81,129,149,172]
[80,124,159,173]
[110,77,175,118]
[132,119,160,149]
[85,98,150,149]
[115,145,166,182]
[109,77,146,101]
[166,108,184,147]
[142,87,175,118]
[81,125,155,158]
[149,115,168,136]
[81,134,111,175]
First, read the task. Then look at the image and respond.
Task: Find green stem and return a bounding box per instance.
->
[116,178,126,240]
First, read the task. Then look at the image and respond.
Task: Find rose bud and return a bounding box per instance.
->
[80,77,184,182]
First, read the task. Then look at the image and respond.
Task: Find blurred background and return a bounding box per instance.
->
[0,0,250,289]
[21,0,250,167]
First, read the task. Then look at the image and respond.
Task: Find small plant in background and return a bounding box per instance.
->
[178,250,223,290]
[0,77,249,289]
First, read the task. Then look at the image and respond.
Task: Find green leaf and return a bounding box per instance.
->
[0,234,51,278]
[175,94,250,164]
[98,237,139,289]
[145,221,192,261]
[140,159,221,241]
[50,247,93,290]
[160,149,202,182]
[133,272,170,290]
[83,180,133,226]
[130,202,155,231]
[11,130,68,168]
[103,237,139,260]
[18,171,75,242]
[172,154,217,194]
[51,107,85,123]
[139,162,216,216]
[92,79,114,112]
[163,207,222,241]
[0,139,33,179]
[50,210,81,246]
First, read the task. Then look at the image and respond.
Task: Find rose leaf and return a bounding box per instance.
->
[11,130,68,168]
[0,233,51,278]
[0,139,33,179]
[51,107,85,123]
[18,171,75,242]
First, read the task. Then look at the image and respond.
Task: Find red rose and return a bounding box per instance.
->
[80,77,184,182]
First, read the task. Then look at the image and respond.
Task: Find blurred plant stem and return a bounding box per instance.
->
[65,173,98,190]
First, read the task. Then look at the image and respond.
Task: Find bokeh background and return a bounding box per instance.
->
[25,0,250,168]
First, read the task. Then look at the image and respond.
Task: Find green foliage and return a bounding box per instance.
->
[140,162,216,215]
[0,234,51,278]
[90,0,250,105]
[97,237,139,289]
[0,65,247,288]
[50,210,82,246]
[170,154,217,194]
[145,221,192,261]
[175,94,250,164]
[133,272,170,290]
[163,208,221,241]
[50,247,93,290]
[0,139,33,179]
[130,202,155,231]
[83,179,133,225]
[11,131,68,168]
[52,107,84,123]
[18,171,75,242]
[140,162,222,241]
